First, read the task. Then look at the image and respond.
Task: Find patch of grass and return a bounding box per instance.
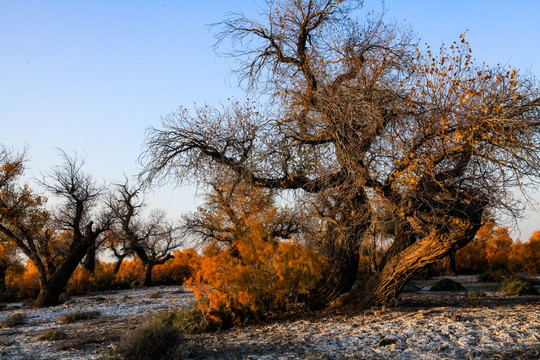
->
[429,278,466,292]
[468,291,487,299]
[157,307,208,335]
[148,290,162,299]
[123,294,132,300]
[38,329,67,341]
[58,310,100,324]
[55,333,101,351]
[1,313,26,328]
[500,277,538,296]
[0,303,6,310]
[119,318,182,360]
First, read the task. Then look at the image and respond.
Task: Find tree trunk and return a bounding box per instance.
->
[143,263,154,287]
[33,238,93,308]
[82,242,96,275]
[339,212,484,311]
[113,255,125,275]
[0,264,7,294]
[307,192,371,309]
[446,249,457,275]
[307,236,360,309]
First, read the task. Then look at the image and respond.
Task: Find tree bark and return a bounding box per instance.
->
[339,210,484,311]
[33,235,95,307]
[82,241,96,275]
[143,263,154,287]
[113,255,125,275]
[0,264,7,294]
[307,192,371,309]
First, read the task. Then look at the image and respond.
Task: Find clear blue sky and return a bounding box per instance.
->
[1,1,539,239]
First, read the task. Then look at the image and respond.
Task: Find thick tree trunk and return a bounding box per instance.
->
[307,236,360,309]
[33,239,93,308]
[0,264,7,294]
[307,192,371,309]
[446,249,457,276]
[143,263,154,287]
[339,211,484,311]
[82,242,96,275]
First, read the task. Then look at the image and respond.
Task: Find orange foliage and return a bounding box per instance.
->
[153,249,201,285]
[7,259,40,299]
[188,237,324,325]
[510,232,540,274]
[457,223,540,275]
[116,259,144,286]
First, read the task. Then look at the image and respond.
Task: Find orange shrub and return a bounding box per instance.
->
[188,236,325,326]
[65,268,94,295]
[153,248,201,285]
[510,232,540,274]
[115,258,144,287]
[8,259,40,299]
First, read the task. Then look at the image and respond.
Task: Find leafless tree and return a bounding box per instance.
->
[141,0,540,310]
[108,180,183,286]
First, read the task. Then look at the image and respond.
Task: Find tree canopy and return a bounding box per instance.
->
[141,0,540,310]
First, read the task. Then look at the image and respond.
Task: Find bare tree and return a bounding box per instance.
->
[0,149,110,307]
[141,0,540,310]
[108,180,182,286]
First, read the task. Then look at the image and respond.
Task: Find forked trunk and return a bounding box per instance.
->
[33,238,93,307]
[339,211,484,311]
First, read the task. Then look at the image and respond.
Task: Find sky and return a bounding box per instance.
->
[1,0,539,240]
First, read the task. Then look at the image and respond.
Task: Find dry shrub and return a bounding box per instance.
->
[188,237,324,326]
[500,277,538,296]
[65,268,94,295]
[9,260,40,299]
[58,310,100,324]
[1,313,26,328]
[429,278,466,292]
[119,318,182,360]
[157,307,207,334]
[38,329,67,341]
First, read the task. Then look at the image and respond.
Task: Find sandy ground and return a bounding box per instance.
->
[0,276,539,359]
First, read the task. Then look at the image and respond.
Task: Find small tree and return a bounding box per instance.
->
[108,180,182,286]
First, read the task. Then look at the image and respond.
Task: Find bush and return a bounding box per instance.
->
[189,239,324,327]
[1,313,26,328]
[468,291,487,299]
[157,307,207,335]
[429,278,466,291]
[58,310,100,324]
[500,278,538,296]
[119,319,182,360]
[38,329,67,341]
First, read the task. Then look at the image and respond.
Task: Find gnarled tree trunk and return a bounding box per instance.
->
[307,192,371,309]
[339,205,485,311]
